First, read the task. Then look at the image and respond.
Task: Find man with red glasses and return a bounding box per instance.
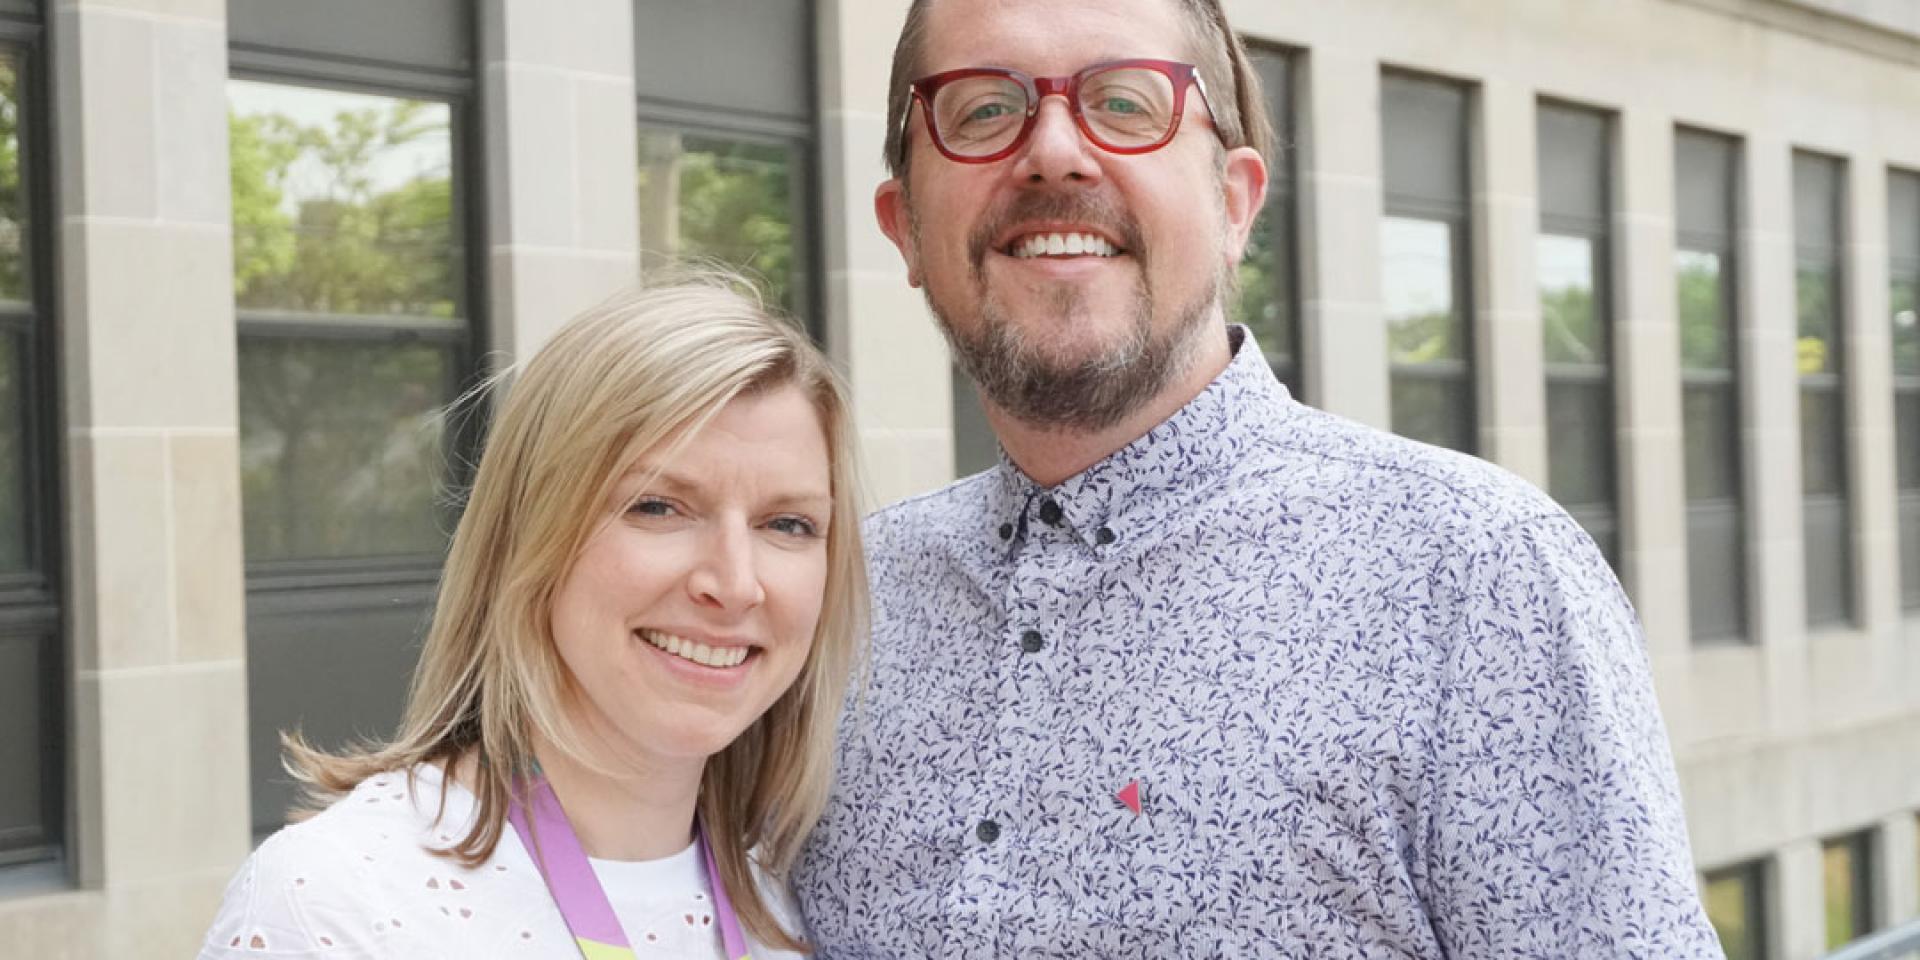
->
[794,0,1719,956]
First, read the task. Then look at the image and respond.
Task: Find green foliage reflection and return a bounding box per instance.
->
[1677,251,1729,371]
[638,129,799,315]
[229,93,455,316]
[0,58,25,303]
[1890,278,1918,377]
[1703,871,1758,960]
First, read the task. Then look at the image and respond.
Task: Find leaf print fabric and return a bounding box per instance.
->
[794,327,1720,959]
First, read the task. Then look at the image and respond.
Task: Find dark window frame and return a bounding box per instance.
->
[226,54,488,593]
[1381,70,1478,456]
[227,32,487,836]
[1240,42,1303,400]
[1702,858,1772,960]
[0,5,66,874]
[633,0,823,345]
[1887,167,1920,611]
[1822,828,1880,948]
[1792,149,1856,629]
[1675,126,1752,646]
[1537,99,1618,569]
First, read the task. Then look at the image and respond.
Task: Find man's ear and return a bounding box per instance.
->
[875,177,922,288]
[1218,146,1270,265]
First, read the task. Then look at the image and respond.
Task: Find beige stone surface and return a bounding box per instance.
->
[94,663,250,884]
[56,6,157,221]
[61,221,236,432]
[66,432,172,672]
[168,433,244,664]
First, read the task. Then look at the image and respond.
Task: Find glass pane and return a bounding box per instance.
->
[1798,262,1839,375]
[1805,491,1854,628]
[1823,835,1865,949]
[0,633,47,859]
[1801,386,1847,497]
[1892,276,1918,377]
[238,338,453,562]
[0,332,24,572]
[1703,866,1763,960]
[638,129,805,317]
[1683,383,1740,501]
[0,55,28,304]
[1901,493,1920,610]
[1540,233,1602,365]
[228,81,458,317]
[1548,379,1613,508]
[1234,193,1297,388]
[1383,217,1463,363]
[1677,249,1731,370]
[1898,392,1920,491]
[1687,499,1747,642]
[1390,370,1473,454]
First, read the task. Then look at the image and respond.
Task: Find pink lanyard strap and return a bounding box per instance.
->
[507,775,752,960]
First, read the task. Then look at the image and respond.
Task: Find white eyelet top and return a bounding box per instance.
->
[199,763,807,959]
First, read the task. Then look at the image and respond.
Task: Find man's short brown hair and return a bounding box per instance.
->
[882,0,1276,178]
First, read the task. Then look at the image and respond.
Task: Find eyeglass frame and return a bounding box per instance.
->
[895,58,1225,166]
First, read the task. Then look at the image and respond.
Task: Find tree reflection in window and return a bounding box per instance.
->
[637,128,803,317]
[228,82,460,563]
[0,56,28,573]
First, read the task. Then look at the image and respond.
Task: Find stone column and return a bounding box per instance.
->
[1471,79,1548,487]
[481,0,641,365]
[48,0,249,954]
[1296,47,1389,425]
[815,0,955,506]
[1613,112,1692,663]
[1774,839,1827,960]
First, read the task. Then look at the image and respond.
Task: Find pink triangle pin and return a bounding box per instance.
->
[1116,779,1142,816]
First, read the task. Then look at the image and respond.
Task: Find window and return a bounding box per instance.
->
[1822,830,1877,949]
[1382,73,1475,454]
[1675,128,1748,644]
[1537,103,1618,569]
[228,0,477,834]
[634,0,816,327]
[1794,151,1854,628]
[0,18,58,870]
[1233,46,1302,398]
[1891,168,1920,610]
[1702,860,1769,960]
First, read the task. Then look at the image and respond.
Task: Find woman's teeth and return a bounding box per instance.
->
[1011,232,1119,259]
[639,629,750,669]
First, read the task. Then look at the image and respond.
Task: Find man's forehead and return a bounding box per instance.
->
[917,0,1193,74]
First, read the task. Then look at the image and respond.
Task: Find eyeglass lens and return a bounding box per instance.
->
[929,65,1178,157]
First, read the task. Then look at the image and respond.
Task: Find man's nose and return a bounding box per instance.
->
[1010,96,1102,184]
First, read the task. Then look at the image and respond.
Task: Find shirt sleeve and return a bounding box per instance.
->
[1424,514,1720,957]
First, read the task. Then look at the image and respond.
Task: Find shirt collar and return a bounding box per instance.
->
[982,325,1298,552]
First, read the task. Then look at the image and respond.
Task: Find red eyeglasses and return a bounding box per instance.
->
[897,58,1223,165]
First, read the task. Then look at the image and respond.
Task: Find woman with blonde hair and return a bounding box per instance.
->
[202,273,865,959]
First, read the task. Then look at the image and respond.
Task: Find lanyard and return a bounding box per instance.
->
[507,775,752,960]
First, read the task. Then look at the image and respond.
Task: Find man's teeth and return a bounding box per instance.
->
[1011,232,1119,259]
[639,629,749,669]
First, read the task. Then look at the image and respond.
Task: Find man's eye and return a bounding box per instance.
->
[965,102,1014,122]
[768,516,820,538]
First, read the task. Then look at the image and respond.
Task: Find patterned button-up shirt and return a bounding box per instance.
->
[795,328,1719,958]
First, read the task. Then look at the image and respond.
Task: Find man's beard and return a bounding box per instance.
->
[912,189,1228,433]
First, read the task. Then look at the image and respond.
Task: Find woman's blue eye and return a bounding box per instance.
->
[626,497,676,518]
[769,516,820,538]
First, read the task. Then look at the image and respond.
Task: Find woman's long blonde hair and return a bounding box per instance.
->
[283,271,866,950]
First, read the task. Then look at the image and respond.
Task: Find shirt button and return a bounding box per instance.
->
[1019,630,1044,653]
[975,819,1001,843]
[1095,526,1116,545]
[1037,498,1063,526]
[997,522,1014,541]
